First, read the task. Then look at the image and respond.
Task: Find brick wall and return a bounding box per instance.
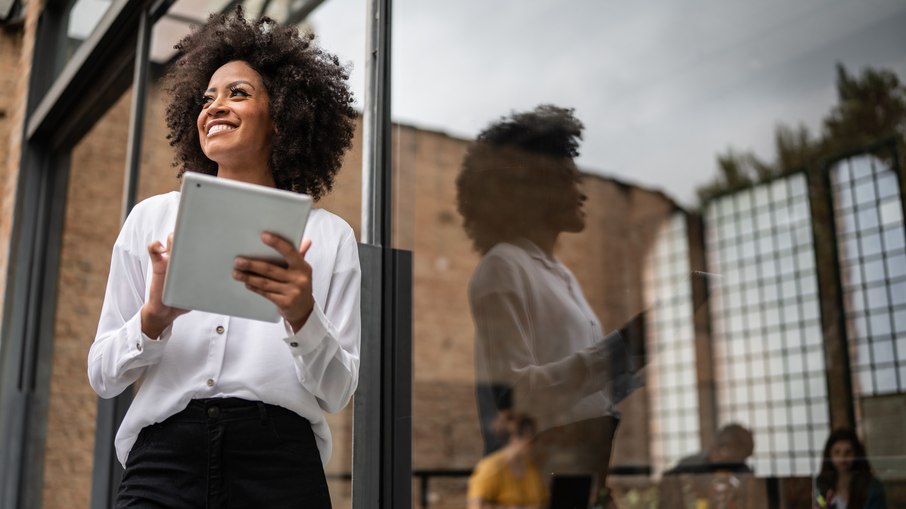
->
[0,0,38,327]
[40,88,132,509]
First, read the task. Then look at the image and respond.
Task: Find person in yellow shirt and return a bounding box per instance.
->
[468,413,548,509]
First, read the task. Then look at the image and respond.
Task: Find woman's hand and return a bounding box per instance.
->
[141,233,189,339]
[233,233,314,333]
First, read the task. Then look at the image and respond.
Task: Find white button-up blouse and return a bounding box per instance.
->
[87,192,361,467]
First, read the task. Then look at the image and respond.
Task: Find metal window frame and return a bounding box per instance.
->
[355,0,413,507]
[824,141,904,402]
[0,0,140,505]
[0,0,409,506]
[644,211,703,473]
[702,172,832,476]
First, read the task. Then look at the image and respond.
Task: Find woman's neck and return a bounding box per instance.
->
[216,163,276,188]
[521,229,558,258]
[836,471,851,499]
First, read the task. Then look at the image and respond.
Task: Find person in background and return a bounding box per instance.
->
[87,8,359,508]
[667,423,754,475]
[468,413,548,509]
[816,428,886,509]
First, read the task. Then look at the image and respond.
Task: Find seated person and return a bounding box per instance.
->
[468,413,548,509]
[667,423,754,474]
[815,428,886,509]
[660,424,762,509]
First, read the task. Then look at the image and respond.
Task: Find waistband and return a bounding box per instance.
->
[166,398,306,424]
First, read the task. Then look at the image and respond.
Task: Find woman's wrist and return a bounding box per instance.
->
[140,305,172,339]
[288,308,313,335]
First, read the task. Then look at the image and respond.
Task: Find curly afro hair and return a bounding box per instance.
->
[455,105,584,253]
[164,6,356,199]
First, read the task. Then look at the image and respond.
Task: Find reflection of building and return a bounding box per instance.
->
[706,173,830,477]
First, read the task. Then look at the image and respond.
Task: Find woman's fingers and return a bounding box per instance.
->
[298,238,312,258]
[234,257,290,282]
[234,270,291,293]
[233,234,313,281]
[260,232,303,267]
[234,233,314,330]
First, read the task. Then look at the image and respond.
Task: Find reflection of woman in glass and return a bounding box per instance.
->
[468,413,547,509]
[457,105,639,486]
[87,9,359,508]
[816,429,886,509]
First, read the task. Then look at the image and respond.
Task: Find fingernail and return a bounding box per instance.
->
[232,270,241,279]
[261,232,272,242]
[234,258,246,268]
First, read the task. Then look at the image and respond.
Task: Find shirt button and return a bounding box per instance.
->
[206,378,214,387]
[207,407,220,418]
[136,342,143,352]
[289,342,299,348]
[216,325,225,334]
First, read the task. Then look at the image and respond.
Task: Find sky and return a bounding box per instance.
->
[69,0,906,206]
[311,0,906,206]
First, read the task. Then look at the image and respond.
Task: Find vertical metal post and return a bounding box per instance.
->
[356,0,412,508]
[687,212,718,448]
[811,160,856,430]
[90,7,150,509]
[361,0,391,247]
[122,6,150,216]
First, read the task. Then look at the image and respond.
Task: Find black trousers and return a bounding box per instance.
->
[116,398,331,509]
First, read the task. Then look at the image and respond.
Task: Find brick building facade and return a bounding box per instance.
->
[3,2,905,509]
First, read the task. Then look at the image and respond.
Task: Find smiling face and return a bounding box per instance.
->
[197,60,275,175]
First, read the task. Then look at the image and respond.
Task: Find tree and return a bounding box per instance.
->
[697,63,906,204]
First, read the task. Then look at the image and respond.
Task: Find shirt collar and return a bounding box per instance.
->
[513,238,559,270]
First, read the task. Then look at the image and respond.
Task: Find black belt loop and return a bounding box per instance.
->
[257,401,268,424]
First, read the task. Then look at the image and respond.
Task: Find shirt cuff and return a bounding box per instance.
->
[585,329,625,375]
[283,303,329,355]
[126,312,170,359]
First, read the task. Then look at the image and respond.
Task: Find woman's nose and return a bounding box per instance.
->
[207,103,228,116]
[206,96,229,116]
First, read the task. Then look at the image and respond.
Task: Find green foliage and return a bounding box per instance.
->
[696,64,906,204]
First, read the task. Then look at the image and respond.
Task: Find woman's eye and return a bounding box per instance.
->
[229,87,250,98]
[201,95,213,107]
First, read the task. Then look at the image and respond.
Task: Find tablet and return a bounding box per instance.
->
[162,172,313,322]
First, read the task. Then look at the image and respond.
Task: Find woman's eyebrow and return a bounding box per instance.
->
[205,80,256,93]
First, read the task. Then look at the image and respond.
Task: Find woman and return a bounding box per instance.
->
[468,413,548,509]
[816,429,886,509]
[87,8,359,508]
[456,105,640,486]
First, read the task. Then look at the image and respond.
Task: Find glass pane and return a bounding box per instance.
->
[831,154,906,397]
[391,0,905,504]
[134,1,365,506]
[61,0,115,74]
[42,87,130,508]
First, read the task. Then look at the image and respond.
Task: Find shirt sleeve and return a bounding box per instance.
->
[467,457,501,500]
[281,228,361,413]
[87,212,170,399]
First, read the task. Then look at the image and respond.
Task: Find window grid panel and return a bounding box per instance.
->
[644,214,700,476]
[705,173,829,477]
[831,153,906,396]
